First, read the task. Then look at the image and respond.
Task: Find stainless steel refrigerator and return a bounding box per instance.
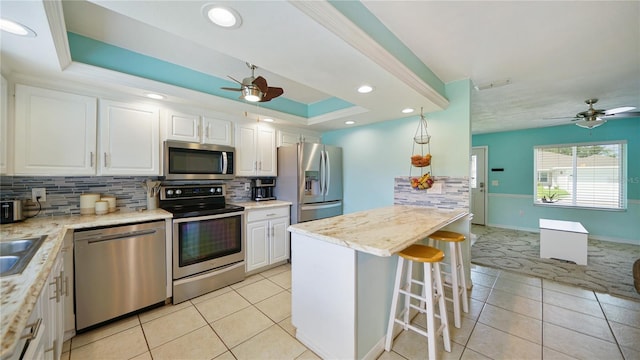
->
[275,143,343,224]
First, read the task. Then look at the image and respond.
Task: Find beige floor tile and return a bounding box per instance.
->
[70,326,148,360]
[261,264,291,278]
[609,321,640,352]
[189,285,233,305]
[142,305,207,349]
[138,300,192,323]
[459,348,492,360]
[214,351,237,360]
[130,351,152,360]
[60,351,70,360]
[269,269,292,289]
[62,340,70,353]
[621,345,640,360]
[212,306,274,348]
[468,283,491,302]
[478,304,541,344]
[497,271,542,287]
[595,292,640,311]
[71,316,140,349]
[231,324,306,360]
[235,278,284,304]
[296,349,323,359]
[542,279,597,300]
[486,288,542,319]
[543,323,623,360]
[150,325,227,360]
[466,322,541,360]
[465,298,484,320]
[279,316,297,337]
[194,290,251,323]
[543,288,604,318]
[231,273,265,290]
[470,271,497,288]
[255,290,292,323]
[541,346,579,360]
[493,277,542,301]
[389,327,459,360]
[470,265,500,276]
[543,303,615,342]
[601,302,640,328]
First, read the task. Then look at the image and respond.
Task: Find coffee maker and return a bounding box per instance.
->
[251,178,276,201]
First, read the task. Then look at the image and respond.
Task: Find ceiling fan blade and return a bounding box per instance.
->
[604,106,636,115]
[227,75,242,84]
[220,87,242,91]
[542,116,578,120]
[252,76,269,94]
[603,111,640,119]
[260,87,284,102]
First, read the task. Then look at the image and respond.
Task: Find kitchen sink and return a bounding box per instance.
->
[0,235,47,276]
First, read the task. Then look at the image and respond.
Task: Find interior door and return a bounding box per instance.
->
[471,147,487,225]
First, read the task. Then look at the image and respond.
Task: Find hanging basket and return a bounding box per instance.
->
[409,108,434,189]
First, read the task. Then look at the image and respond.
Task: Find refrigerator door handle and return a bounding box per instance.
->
[319,150,325,194]
[300,202,342,211]
[324,150,330,196]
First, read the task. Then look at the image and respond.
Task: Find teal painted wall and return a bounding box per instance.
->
[472,118,640,243]
[322,79,471,215]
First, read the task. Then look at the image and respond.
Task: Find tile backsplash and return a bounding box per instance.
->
[0,176,254,217]
[394,176,469,210]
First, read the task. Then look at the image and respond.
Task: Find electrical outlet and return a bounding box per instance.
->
[244,183,251,191]
[32,188,46,202]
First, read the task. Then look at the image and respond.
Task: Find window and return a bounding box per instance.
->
[534,141,626,210]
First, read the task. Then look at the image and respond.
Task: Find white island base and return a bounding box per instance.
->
[289,206,469,359]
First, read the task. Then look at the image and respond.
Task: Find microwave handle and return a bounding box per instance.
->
[222,152,228,174]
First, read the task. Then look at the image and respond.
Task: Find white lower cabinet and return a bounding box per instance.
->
[245,205,290,273]
[10,252,65,360]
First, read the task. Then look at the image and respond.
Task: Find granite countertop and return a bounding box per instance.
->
[288,205,468,257]
[231,200,292,210]
[0,209,172,359]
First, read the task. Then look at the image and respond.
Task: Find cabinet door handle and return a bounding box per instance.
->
[63,275,69,297]
[20,318,42,340]
[90,152,94,167]
[104,152,109,167]
[205,123,211,140]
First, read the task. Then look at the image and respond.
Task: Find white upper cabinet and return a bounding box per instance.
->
[235,123,277,177]
[278,129,321,147]
[1,76,9,174]
[165,109,233,146]
[14,84,97,175]
[99,99,160,176]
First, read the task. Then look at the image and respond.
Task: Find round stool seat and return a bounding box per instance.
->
[429,230,465,242]
[399,244,444,263]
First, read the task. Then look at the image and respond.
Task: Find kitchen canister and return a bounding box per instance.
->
[101,196,116,212]
[94,200,109,215]
[80,193,101,215]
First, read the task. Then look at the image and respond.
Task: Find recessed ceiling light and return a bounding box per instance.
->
[262,118,274,122]
[0,18,36,37]
[345,120,355,125]
[145,93,165,100]
[402,108,414,114]
[203,4,242,29]
[357,85,373,94]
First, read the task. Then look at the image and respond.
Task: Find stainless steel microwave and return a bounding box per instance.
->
[163,141,235,180]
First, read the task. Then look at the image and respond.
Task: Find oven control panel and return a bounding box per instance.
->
[160,185,225,200]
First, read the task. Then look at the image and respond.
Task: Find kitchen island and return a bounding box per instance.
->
[288,205,469,360]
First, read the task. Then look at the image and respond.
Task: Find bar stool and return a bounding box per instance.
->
[385,244,451,360]
[428,230,469,328]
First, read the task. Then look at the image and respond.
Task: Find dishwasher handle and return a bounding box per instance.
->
[79,229,158,244]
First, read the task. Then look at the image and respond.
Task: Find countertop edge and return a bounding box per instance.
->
[0,210,172,359]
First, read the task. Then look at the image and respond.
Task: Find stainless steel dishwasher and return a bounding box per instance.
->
[74,221,166,330]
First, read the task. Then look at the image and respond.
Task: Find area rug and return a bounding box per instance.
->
[470,225,640,301]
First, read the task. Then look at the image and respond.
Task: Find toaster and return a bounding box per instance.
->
[1,200,24,223]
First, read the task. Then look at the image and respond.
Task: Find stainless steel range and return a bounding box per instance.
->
[159,184,245,303]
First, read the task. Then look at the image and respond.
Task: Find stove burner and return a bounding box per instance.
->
[159,184,243,217]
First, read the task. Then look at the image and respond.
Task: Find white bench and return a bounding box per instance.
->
[539,219,588,265]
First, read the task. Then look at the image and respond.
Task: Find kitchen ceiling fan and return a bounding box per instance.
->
[221,63,284,102]
[551,98,640,129]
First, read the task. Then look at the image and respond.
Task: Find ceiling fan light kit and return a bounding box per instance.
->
[575,118,606,129]
[545,98,639,129]
[221,63,284,103]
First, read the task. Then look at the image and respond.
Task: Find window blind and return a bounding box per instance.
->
[533,141,626,210]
